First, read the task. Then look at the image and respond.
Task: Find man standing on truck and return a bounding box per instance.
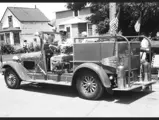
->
[23,40,28,53]
[33,38,38,51]
[81,31,88,43]
[140,33,152,82]
[140,33,151,63]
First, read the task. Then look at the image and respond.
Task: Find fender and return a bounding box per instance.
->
[2,61,31,81]
[72,62,111,88]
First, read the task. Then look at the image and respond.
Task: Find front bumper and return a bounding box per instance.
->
[112,80,157,91]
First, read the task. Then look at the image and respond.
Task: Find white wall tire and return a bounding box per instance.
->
[76,70,104,100]
[4,68,21,89]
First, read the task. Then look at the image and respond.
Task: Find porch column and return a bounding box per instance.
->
[4,33,6,44]
[10,32,14,45]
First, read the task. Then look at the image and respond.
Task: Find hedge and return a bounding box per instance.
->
[0,43,41,54]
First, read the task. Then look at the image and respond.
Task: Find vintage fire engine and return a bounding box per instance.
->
[0,32,157,100]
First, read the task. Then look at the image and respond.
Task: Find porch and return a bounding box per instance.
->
[0,27,21,46]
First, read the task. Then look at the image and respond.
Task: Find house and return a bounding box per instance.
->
[55,7,98,41]
[0,7,53,47]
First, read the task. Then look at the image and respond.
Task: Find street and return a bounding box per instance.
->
[0,74,159,117]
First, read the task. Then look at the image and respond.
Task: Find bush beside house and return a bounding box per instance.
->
[0,43,41,54]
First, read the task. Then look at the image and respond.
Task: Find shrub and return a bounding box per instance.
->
[28,43,34,52]
[1,43,15,54]
[34,45,41,52]
[14,47,25,54]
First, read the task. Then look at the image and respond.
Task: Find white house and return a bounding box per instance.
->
[0,7,53,47]
[55,7,98,41]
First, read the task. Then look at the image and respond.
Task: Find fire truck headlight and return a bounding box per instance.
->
[109,75,114,80]
[12,56,21,62]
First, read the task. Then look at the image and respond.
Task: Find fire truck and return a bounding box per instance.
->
[0,32,157,100]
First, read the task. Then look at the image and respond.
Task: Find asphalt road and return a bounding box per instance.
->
[0,73,159,117]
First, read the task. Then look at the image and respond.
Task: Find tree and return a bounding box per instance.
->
[66,2,88,11]
[66,2,159,37]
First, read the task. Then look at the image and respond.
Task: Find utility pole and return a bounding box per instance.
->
[109,2,116,31]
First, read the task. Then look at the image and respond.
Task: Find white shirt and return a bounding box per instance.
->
[140,38,149,61]
[141,38,149,49]
[23,42,28,48]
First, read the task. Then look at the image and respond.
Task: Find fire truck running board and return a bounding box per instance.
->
[23,79,72,86]
[112,80,156,91]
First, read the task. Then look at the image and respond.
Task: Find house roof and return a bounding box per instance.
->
[5,7,50,22]
[48,19,56,27]
[58,17,89,25]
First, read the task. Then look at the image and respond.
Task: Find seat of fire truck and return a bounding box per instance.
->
[44,43,73,72]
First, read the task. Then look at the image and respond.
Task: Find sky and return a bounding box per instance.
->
[0,2,67,21]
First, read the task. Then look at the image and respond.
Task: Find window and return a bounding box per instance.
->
[66,27,71,38]
[0,34,4,41]
[14,32,20,44]
[87,24,93,36]
[8,16,12,22]
[59,25,65,30]
[74,10,79,17]
[8,16,13,27]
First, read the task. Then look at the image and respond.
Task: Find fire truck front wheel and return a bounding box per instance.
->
[76,70,104,100]
[4,68,21,89]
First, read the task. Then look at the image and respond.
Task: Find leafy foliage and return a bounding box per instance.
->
[1,43,15,54]
[86,3,110,34]
[66,2,159,36]
[14,47,25,54]
[66,2,88,11]
[34,45,41,52]
[0,43,41,54]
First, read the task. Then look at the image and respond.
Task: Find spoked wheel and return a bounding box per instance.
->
[76,71,104,100]
[4,68,21,89]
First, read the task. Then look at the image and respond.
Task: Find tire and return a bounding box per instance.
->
[76,70,104,100]
[4,68,21,89]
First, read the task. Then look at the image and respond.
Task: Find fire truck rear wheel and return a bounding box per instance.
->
[4,68,21,89]
[76,70,104,100]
